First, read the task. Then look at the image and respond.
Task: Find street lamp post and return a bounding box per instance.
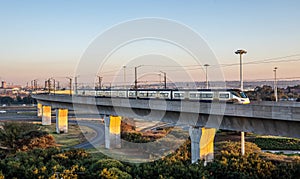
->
[235,49,247,91]
[235,49,247,156]
[204,64,209,89]
[134,65,142,89]
[274,67,278,102]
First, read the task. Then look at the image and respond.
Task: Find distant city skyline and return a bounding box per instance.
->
[1,1,300,85]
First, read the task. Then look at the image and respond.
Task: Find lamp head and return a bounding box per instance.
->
[235,49,247,54]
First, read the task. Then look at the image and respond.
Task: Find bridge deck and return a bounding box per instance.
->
[33,94,300,138]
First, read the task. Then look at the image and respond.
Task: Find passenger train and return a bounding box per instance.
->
[77,88,250,104]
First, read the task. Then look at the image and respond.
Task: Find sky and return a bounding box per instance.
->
[1,0,300,87]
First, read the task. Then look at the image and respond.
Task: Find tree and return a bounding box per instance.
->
[0,122,56,155]
[0,96,14,105]
[100,167,132,179]
[0,171,4,179]
[16,96,22,104]
[22,95,36,104]
[207,141,276,178]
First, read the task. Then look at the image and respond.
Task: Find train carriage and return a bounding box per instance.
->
[91,88,249,104]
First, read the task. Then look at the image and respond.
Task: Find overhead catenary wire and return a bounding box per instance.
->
[32,53,300,87]
[96,53,300,75]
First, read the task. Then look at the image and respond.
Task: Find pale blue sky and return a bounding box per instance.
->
[1,0,300,86]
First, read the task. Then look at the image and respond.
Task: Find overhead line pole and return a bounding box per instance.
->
[52,78,56,95]
[74,76,78,95]
[204,64,209,89]
[160,71,167,89]
[48,78,51,94]
[34,80,38,91]
[97,76,103,89]
[135,65,142,89]
[274,67,278,102]
[66,77,72,96]
[123,66,126,89]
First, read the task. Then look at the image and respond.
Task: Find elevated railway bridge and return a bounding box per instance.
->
[32,94,300,164]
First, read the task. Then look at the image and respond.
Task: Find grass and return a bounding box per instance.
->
[16,111,37,116]
[253,137,300,150]
[216,132,300,151]
[39,123,96,148]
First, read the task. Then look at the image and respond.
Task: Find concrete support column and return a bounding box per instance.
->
[189,127,201,164]
[200,128,216,165]
[56,109,68,133]
[42,106,51,125]
[37,103,42,117]
[104,115,121,149]
[189,127,216,165]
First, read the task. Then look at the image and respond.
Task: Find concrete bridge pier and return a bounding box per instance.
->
[42,105,52,125]
[189,127,216,165]
[104,115,121,149]
[37,103,42,117]
[56,109,68,133]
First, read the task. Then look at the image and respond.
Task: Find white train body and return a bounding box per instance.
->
[77,89,250,104]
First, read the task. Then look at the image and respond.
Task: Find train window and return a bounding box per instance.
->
[240,92,248,98]
[174,93,184,97]
[139,93,146,97]
[119,92,125,97]
[231,91,241,98]
[219,93,229,98]
[189,93,197,98]
[160,93,169,97]
[207,94,213,98]
[148,93,156,97]
[200,93,213,98]
[129,92,135,96]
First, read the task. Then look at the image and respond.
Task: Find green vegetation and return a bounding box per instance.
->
[1,138,300,178]
[0,122,56,156]
[0,95,36,105]
[122,132,152,143]
[254,136,300,150]
[40,123,89,148]
[245,84,300,101]
[1,122,300,178]
[212,142,276,178]
[0,148,90,178]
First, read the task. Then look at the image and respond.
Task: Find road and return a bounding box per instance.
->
[0,106,105,149]
[262,150,300,155]
[72,121,105,149]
